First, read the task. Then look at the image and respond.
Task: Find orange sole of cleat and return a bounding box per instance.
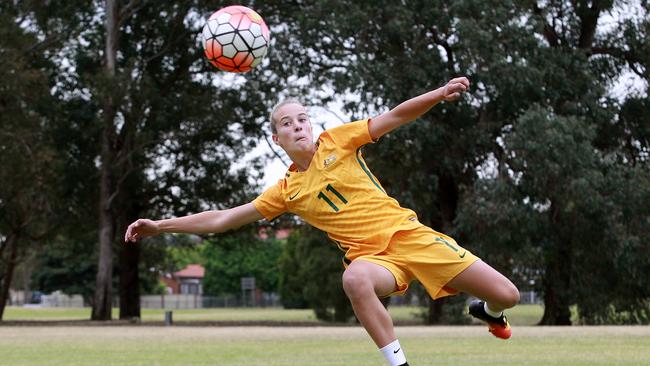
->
[488,324,512,339]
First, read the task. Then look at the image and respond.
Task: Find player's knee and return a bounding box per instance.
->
[501,282,520,309]
[342,269,373,299]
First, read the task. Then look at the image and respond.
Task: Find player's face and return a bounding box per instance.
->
[272,103,313,153]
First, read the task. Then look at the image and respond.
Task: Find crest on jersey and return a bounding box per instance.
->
[324,154,337,168]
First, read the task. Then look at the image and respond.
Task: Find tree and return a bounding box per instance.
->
[5,0,316,320]
[460,0,650,324]
[31,236,98,305]
[0,1,76,319]
[259,0,650,324]
[278,226,354,322]
[59,1,276,320]
[91,0,119,321]
[202,231,283,298]
[457,105,650,324]
[6,0,645,326]
[277,231,309,309]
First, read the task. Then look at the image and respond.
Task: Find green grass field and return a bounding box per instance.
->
[1,325,649,365]
[2,306,649,365]
[2,304,544,325]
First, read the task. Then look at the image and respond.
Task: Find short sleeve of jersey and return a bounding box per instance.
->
[253,181,287,221]
[324,118,374,151]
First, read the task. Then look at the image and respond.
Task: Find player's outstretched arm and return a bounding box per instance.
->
[124,202,264,243]
[368,76,470,140]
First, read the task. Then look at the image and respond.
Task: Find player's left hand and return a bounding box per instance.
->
[124,218,160,243]
[442,77,470,101]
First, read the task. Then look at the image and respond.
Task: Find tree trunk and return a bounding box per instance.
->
[119,242,140,319]
[117,164,142,319]
[540,202,572,325]
[436,173,459,233]
[92,0,119,321]
[0,235,18,320]
[426,172,459,324]
[540,237,573,325]
[426,297,444,324]
[92,146,116,320]
[539,249,572,325]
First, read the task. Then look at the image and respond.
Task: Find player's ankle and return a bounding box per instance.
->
[379,339,407,366]
[484,302,503,318]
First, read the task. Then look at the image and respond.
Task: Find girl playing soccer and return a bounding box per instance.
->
[125,76,519,366]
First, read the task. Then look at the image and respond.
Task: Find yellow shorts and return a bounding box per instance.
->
[350,225,479,299]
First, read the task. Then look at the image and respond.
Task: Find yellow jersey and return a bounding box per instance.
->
[253,119,422,261]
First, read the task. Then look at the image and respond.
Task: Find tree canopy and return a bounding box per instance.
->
[1,1,648,325]
[258,0,650,324]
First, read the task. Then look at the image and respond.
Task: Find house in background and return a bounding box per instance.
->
[258,227,291,240]
[157,229,288,296]
[160,264,204,295]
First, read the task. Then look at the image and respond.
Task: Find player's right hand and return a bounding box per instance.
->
[124,219,160,243]
[442,77,470,102]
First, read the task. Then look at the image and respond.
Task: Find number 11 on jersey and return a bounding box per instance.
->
[318,184,348,212]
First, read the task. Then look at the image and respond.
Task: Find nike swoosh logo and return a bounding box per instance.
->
[289,189,302,200]
[459,251,467,258]
[393,348,400,354]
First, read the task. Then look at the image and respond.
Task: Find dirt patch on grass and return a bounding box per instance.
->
[2,325,649,342]
[0,319,424,327]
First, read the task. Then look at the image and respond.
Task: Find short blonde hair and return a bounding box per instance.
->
[269,99,304,134]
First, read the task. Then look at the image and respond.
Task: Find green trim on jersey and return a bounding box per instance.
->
[355,147,386,194]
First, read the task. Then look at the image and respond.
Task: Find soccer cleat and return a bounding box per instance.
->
[468,300,512,339]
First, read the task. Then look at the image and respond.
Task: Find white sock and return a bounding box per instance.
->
[379,339,407,366]
[484,302,503,318]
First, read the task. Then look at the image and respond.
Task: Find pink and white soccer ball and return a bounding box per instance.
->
[201,5,270,73]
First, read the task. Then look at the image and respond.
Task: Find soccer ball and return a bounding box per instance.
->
[201,5,270,73]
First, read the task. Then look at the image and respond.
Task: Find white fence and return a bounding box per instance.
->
[42,292,84,307]
[140,293,281,309]
[9,290,541,309]
[9,290,84,307]
[140,294,205,309]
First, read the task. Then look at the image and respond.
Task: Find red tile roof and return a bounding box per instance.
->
[258,228,291,240]
[174,264,205,278]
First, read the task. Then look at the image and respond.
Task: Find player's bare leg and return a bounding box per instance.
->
[342,260,407,365]
[447,260,520,310]
[342,260,397,346]
[446,260,520,339]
